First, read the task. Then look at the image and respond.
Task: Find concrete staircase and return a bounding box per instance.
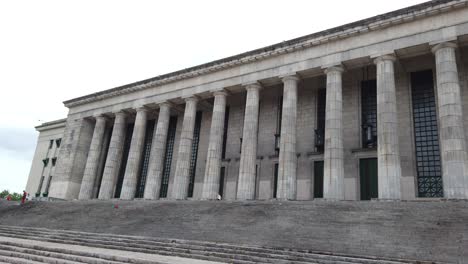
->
[0,225,421,264]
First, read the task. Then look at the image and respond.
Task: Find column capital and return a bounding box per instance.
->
[135,106,150,113]
[212,89,230,97]
[373,54,397,64]
[431,41,457,54]
[280,74,300,83]
[112,110,127,118]
[182,95,200,103]
[243,81,262,91]
[93,115,109,122]
[323,65,344,75]
[158,101,174,109]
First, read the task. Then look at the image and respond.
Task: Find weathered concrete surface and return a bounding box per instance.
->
[144,103,170,200]
[120,107,148,200]
[202,91,228,200]
[277,75,299,200]
[323,66,345,200]
[98,112,127,200]
[433,42,468,199]
[172,97,199,200]
[237,83,261,200]
[0,236,223,264]
[375,55,402,200]
[0,200,466,263]
[78,116,107,200]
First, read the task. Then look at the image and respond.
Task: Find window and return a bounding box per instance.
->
[273,163,278,198]
[42,158,49,167]
[160,116,178,198]
[411,70,442,197]
[315,89,326,152]
[314,161,324,198]
[55,138,62,148]
[44,176,53,194]
[239,137,243,153]
[135,120,155,198]
[188,111,203,198]
[37,176,45,195]
[49,140,53,149]
[275,95,283,154]
[114,123,134,198]
[221,106,230,159]
[361,80,377,148]
[51,157,57,166]
[219,167,226,198]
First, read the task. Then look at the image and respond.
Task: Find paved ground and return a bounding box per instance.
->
[0,235,223,264]
[0,199,467,263]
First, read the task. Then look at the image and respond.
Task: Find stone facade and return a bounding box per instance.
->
[28,0,468,201]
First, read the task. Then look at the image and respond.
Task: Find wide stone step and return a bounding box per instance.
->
[0,227,410,264]
[0,241,162,264]
[0,244,127,264]
[0,232,255,264]
[0,248,81,264]
[0,231,360,264]
[0,255,45,264]
[0,226,412,264]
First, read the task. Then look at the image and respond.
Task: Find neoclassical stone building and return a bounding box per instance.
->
[27,0,468,201]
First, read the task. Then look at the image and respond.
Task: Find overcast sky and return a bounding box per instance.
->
[0,0,427,192]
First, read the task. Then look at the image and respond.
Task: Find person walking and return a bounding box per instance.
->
[21,191,27,204]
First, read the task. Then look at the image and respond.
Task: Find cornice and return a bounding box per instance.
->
[63,0,468,108]
[35,118,67,132]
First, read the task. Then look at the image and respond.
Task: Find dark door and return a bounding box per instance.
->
[218,167,225,198]
[313,161,324,198]
[273,164,278,198]
[360,158,378,200]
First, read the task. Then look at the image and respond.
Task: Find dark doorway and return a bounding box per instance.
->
[313,161,324,198]
[273,163,278,198]
[360,158,378,200]
[219,167,225,198]
[114,123,134,198]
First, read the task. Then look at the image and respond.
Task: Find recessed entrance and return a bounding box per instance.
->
[313,161,324,198]
[360,158,378,200]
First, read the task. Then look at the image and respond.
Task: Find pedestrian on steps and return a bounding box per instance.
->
[21,191,27,204]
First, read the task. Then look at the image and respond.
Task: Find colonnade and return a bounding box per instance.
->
[77,42,468,200]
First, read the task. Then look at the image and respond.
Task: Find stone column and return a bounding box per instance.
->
[432,42,468,199]
[323,66,345,200]
[277,75,299,200]
[98,111,127,199]
[144,102,171,199]
[201,90,228,200]
[171,96,199,199]
[120,107,149,200]
[374,55,402,200]
[237,83,261,200]
[78,115,107,200]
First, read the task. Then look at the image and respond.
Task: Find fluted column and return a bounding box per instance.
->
[98,111,127,199]
[120,107,149,200]
[374,55,402,200]
[277,75,299,200]
[237,83,261,200]
[171,96,199,199]
[432,42,468,199]
[323,66,345,200]
[78,115,107,200]
[202,90,228,200]
[144,102,172,199]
